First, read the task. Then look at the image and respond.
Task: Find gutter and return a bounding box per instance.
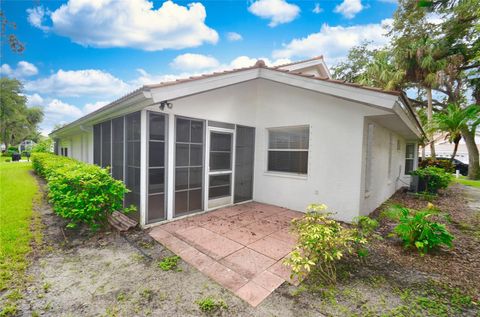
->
[49,87,148,137]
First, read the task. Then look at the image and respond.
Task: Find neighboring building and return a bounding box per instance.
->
[18,140,36,153]
[423,132,480,164]
[50,57,424,227]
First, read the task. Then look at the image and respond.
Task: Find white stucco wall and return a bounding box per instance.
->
[60,78,418,223]
[359,120,415,215]
[252,80,390,221]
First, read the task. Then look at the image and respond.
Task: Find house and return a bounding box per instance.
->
[423,132,480,164]
[49,57,424,227]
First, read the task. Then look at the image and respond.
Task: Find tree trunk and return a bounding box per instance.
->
[461,127,480,180]
[421,145,425,160]
[450,138,460,162]
[426,87,436,159]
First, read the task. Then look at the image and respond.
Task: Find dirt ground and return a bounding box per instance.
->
[12,178,480,317]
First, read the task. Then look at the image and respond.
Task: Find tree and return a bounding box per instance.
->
[0,78,44,148]
[331,41,376,82]
[429,103,480,161]
[0,8,24,53]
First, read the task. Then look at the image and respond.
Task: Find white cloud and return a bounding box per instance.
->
[227,32,243,41]
[46,99,83,117]
[272,19,392,66]
[312,3,323,14]
[83,101,109,114]
[24,69,130,97]
[25,93,44,107]
[26,6,50,31]
[334,0,364,19]
[0,64,12,76]
[0,61,38,78]
[170,53,220,71]
[248,0,300,27]
[27,0,219,51]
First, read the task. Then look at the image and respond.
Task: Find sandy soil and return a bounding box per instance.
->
[13,178,480,317]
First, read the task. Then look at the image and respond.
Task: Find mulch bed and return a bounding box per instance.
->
[369,184,480,300]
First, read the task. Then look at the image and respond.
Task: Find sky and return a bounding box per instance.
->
[1,0,398,134]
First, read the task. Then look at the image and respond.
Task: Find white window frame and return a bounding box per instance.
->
[405,143,415,175]
[266,125,310,176]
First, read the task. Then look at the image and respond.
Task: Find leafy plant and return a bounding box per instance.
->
[195,296,227,312]
[352,216,379,257]
[392,206,454,254]
[31,153,134,230]
[412,166,452,194]
[284,204,366,285]
[419,158,455,172]
[158,255,180,271]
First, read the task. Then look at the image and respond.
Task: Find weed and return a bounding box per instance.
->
[43,282,51,292]
[139,289,154,302]
[5,290,23,301]
[158,255,180,271]
[116,292,127,302]
[195,296,228,313]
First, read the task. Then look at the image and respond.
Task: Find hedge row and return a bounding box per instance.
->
[32,153,132,230]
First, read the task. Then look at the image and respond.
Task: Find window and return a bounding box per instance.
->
[365,123,374,193]
[267,126,309,174]
[405,143,415,174]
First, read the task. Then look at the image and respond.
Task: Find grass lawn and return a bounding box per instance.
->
[0,159,41,315]
[454,175,480,188]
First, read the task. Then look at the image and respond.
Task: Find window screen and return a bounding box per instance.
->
[112,117,124,180]
[174,117,204,217]
[148,112,166,223]
[101,121,111,168]
[405,143,415,174]
[125,112,141,220]
[93,124,101,165]
[267,126,309,174]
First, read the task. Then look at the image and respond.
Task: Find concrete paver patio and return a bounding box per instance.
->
[149,202,302,307]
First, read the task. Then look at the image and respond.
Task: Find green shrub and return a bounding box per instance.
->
[195,296,227,312]
[157,256,180,271]
[412,166,452,194]
[392,206,454,254]
[284,204,366,285]
[4,158,11,162]
[419,158,455,173]
[32,138,53,153]
[352,216,379,257]
[32,153,133,230]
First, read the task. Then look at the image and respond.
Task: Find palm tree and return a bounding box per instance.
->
[428,103,480,161]
[359,50,405,91]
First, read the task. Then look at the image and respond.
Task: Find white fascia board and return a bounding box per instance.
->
[51,93,150,138]
[392,101,423,139]
[148,69,260,103]
[260,68,398,109]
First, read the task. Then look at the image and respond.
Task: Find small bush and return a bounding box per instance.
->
[392,206,454,254]
[32,138,53,153]
[284,204,367,285]
[352,216,379,257]
[32,153,133,230]
[158,256,180,271]
[4,158,11,162]
[195,296,227,312]
[412,166,452,194]
[419,158,455,173]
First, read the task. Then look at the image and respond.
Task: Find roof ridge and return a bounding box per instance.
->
[273,56,324,69]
